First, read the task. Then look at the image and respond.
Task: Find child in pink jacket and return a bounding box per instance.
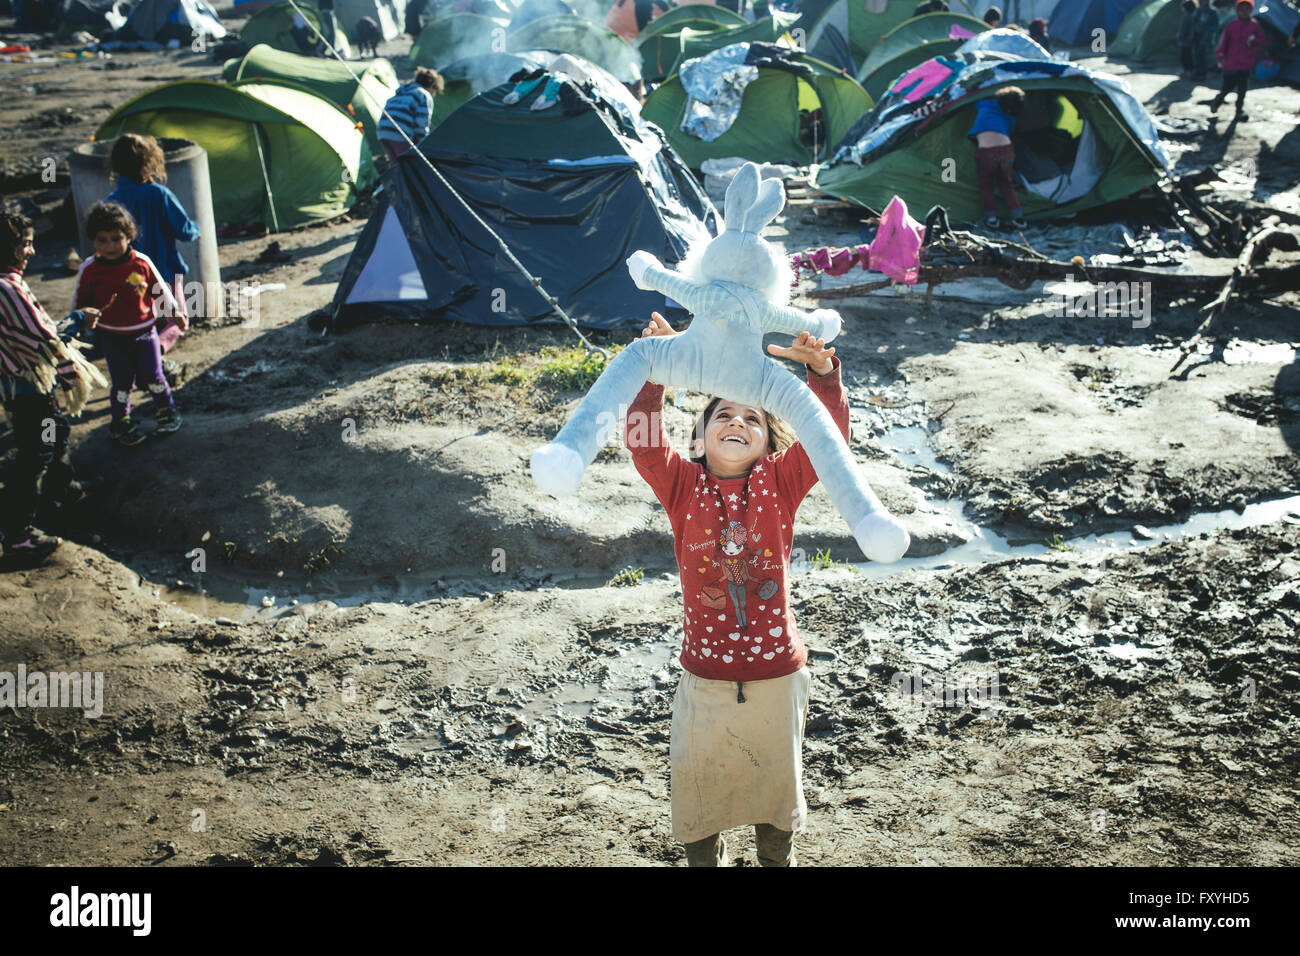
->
[1211,0,1269,120]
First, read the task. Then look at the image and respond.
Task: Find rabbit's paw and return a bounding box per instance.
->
[626,251,661,290]
[811,309,842,344]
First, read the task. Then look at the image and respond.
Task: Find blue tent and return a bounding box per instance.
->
[1048,0,1145,46]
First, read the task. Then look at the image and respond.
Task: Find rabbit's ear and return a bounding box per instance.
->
[723,163,760,230]
[743,176,785,232]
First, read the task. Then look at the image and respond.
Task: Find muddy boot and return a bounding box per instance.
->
[683,833,728,866]
[755,824,795,867]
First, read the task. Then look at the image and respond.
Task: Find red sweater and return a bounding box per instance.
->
[74,248,173,334]
[626,355,850,682]
[1216,17,1268,72]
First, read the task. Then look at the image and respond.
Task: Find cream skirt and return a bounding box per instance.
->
[670,666,813,844]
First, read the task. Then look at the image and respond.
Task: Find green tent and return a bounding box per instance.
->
[221,45,397,156]
[672,10,802,75]
[813,63,1168,224]
[857,12,989,81]
[506,14,642,83]
[802,0,927,74]
[96,79,372,230]
[410,13,509,70]
[240,1,325,55]
[641,50,872,170]
[1109,0,1182,61]
[637,4,747,82]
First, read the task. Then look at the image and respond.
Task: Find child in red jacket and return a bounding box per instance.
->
[626,311,850,867]
[1212,0,1269,120]
[74,201,186,446]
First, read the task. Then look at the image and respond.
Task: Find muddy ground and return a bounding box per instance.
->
[1,18,1298,865]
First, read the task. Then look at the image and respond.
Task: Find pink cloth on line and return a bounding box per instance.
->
[794,245,870,277]
[949,24,976,39]
[867,195,924,285]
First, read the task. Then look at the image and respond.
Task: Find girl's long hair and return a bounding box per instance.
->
[110,133,166,185]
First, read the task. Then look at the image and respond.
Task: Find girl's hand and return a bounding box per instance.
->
[768,331,835,376]
[176,313,189,333]
[81,308,101,329]
[639,311,677,339]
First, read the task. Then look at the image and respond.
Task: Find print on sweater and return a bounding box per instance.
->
[699,519,780,629]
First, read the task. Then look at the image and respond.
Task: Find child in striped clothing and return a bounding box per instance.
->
[378,67,445,163]
[0,213,106,564]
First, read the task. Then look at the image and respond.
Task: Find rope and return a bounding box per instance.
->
[281,0,609,361]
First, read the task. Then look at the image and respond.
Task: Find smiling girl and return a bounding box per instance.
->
[624,311,854,866]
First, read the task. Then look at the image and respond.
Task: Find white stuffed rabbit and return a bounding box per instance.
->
[530,162,910,563]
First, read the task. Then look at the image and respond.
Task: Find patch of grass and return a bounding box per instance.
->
[607,566,644,587]
[304,544,344,576]
[534,345,623,392]
[426,344,622,394]
[809,548,858,574]
[1044,533,1074,552]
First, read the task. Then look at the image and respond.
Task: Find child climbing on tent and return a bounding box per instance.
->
[624,311,847,867]
[75,201,185,447]
[107,133,201,354]
[378,67,445,162]
[0,212,106,565]
[967,85,1027,230]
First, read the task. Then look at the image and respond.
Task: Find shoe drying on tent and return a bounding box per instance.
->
[427,49,566,131]
[814,48,1170,225]
[95,79,373,231]
[641,42,872,170]
[331,57,718,331]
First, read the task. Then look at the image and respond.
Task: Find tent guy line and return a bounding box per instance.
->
[278,0,611,361]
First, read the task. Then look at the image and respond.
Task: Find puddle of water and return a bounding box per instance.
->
[876,424,952,475]
[858,421,1300,578]
[160,571,442,624]
[1221,340,1297,366]
[1102,642,1158,662]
